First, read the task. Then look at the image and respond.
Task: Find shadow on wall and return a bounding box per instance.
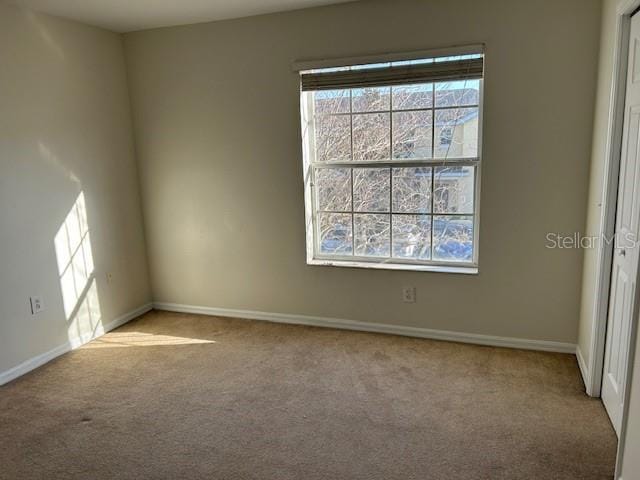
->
[54,191,103,344]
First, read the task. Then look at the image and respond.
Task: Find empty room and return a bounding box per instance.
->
[2,0,640,478]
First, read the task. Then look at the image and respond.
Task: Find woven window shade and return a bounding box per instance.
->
[301,57,483,91]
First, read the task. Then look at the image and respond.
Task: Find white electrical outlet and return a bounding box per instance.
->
[402,286,416,303]
[30,296,44,314]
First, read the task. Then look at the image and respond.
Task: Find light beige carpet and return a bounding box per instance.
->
[0,310,617,479]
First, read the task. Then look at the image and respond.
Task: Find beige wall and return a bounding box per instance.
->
[124,0,600,343]
[0,4,151,375]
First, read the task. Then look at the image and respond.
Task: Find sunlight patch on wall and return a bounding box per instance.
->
[54,192,102,339]
[38,142,80,184]
[82,331,216,349]
[26,10,65,60]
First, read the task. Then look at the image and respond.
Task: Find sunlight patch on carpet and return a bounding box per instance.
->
[82,331,216,348]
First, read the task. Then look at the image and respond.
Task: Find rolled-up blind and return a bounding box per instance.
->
[300,57,483,92]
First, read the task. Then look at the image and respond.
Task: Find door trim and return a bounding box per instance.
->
[598,2,640,477]
[588,1,634,400]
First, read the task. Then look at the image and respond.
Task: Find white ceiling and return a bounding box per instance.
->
[10,0,357,33]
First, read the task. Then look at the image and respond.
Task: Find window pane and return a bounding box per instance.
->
[314,89,350,115]
[318,213,352,255]
[392,83,433,110]
[353,113,390,161]
[434,107,478,158]
[309,66,349,73]
[392,167,432,213]
[353,168,390,212]
[354,214,390,257]
[315,114,351,162]
[392,215,431,260]
[433,215,473,262]
[433,166,475,214]
[351,62,391,70]
[435,80,480,107]
[392,111,433,159]
[391,59,434,67]
[434,54,482,62]
[315,168,351,212]
[352,86,390,112]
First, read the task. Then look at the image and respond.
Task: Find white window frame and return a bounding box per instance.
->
[297,46,484,274]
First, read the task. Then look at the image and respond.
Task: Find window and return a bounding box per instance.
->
[299,49,483,273]
[440,126,453,146]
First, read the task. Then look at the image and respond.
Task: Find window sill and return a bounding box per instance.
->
[307,258,479,275]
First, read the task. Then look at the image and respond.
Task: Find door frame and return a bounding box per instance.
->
[595,1,640,477]
[588,0,632,400]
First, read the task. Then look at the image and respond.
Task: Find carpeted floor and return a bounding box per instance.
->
[0,310,617,479]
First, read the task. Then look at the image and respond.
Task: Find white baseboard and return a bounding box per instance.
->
[0,302,152,386]
[576,345,593,395]
[154,302,577,354]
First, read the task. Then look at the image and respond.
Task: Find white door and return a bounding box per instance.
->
[602,12,640,436]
